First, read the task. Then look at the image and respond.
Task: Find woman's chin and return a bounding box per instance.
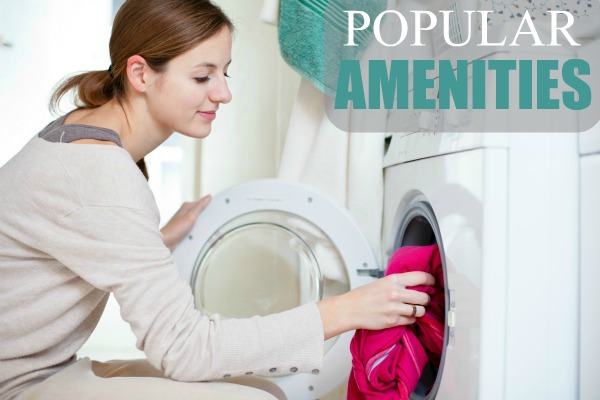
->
[179,128,212,139]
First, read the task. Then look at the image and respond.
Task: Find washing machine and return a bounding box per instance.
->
[382,121,580,398]
[172,179,380,400]
[380,33,581,400]
[577,37,600,400]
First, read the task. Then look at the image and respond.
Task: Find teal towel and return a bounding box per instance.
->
[278,0,387,97]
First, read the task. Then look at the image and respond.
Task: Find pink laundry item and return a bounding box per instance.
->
[347,245,445,400]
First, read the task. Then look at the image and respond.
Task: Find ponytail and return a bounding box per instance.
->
[49,68,124,114]
[49,68,143,178]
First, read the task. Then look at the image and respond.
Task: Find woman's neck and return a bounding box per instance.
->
[65,99,172,161]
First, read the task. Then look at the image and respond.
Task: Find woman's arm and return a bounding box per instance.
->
[160,194,434,340]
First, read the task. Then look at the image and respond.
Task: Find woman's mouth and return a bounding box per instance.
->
[197,110,217,121]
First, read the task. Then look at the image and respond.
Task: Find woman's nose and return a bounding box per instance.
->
[210,78,232,104]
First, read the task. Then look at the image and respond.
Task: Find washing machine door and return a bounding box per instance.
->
[172,179,378,399]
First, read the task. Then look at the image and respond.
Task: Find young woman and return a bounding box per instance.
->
[0,1,434,399]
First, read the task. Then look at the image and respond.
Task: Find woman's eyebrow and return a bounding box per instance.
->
[193,60,232,69]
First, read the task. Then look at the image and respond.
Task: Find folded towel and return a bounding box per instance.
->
[278,0,387,96]
[348,245,445,399]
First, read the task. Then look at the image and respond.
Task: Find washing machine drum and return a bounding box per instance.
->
[172,179,378,399]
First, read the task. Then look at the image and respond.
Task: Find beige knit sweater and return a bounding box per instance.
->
[0,118,324,399]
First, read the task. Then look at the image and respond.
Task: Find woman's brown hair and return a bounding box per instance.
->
[49,0,233,179]
[51,0,233,111]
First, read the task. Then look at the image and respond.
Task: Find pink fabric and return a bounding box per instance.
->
[347,245,445,400]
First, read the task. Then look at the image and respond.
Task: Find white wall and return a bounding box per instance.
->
[0,0,112,165]
[199,0,300,195]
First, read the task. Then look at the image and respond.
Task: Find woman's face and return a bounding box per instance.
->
[146,27,232,138]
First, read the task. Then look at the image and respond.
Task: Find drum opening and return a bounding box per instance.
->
[395,201,448,400]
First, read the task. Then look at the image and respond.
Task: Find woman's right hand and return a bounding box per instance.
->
[316,272,435,340]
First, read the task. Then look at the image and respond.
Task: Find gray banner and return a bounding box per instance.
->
[323,0,600,133]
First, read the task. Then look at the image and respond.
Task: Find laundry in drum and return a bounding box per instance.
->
[348,245,445,399]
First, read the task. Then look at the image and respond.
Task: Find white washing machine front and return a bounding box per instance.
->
[383,140,579,400]
[384,149,498,400]
[172,179,378,400]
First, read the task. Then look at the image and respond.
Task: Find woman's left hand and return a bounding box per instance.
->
[161,195,212,252]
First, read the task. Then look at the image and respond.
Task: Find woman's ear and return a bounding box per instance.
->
[126,55,150,93]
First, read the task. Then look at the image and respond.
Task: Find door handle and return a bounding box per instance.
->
[0,36,13,48]
[356,268,384,278]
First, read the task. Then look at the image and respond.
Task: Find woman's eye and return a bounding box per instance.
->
[194,76,209,83]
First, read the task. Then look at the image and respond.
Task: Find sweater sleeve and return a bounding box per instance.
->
[43,204,324,381]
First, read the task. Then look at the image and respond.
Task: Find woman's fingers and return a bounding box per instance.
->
[397,289,430,306]
[187,195,212,219]
[332,270,438,332]
[381,273,433,305]
[393,271,436,287]
[384,272,435,323]
[160,195,212,251]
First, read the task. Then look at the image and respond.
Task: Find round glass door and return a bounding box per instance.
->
[192,211,350,317]
[193,221,321,318]
[190,211,350,363]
